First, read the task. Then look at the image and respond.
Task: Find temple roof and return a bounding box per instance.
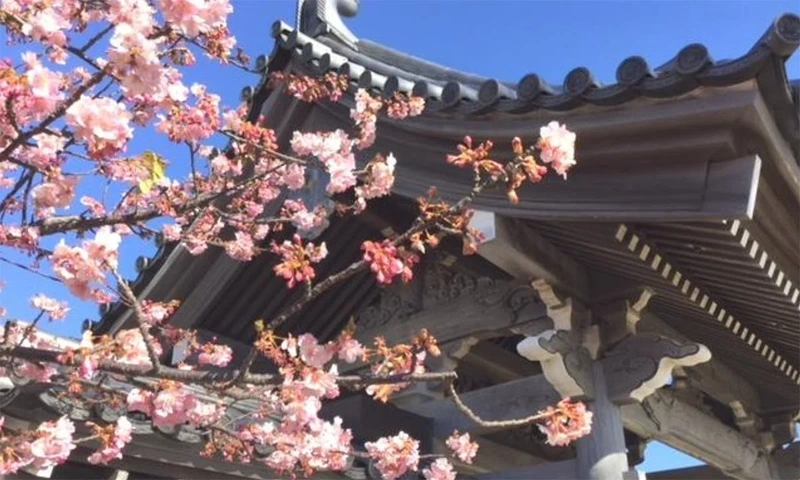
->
[271,1,799,149]
[93,0,800,428]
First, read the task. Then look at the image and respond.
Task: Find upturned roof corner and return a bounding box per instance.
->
[296,0,359,48]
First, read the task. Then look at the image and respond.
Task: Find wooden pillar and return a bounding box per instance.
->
[576,362,629,480]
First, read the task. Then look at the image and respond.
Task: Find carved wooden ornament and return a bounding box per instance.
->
[603,333,711,403]
[517,330,594,399]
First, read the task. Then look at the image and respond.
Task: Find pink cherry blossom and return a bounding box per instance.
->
[87,417,133,465]
[350,89,382,149]
[28,417,76,471]
[358,153,397,200]
[30,294,70,321]
[18,5,71,46]
[24,58,63,118]
[445,431,478,464]
[197,343,233,367]
[79,356,99,380]
[298,333,334,369]
[20,133,65,170]
[31,176,78,216]
[114,328,162,366]
[106,0,155,33]
[537,121,576,179]
[224,231,256,262]
[538,398,593,447]
[65,96,133,158]
[107,24,163,98]
[127,388,154,416]
[49,226,121,301]
[337,337,365,364]
[158,0,232,37]
[272,235,328,288]
[140,300,179,325]
[365,431,420,480]
[162,223,183,241]
[362,240,419,285]
[422,459,456,480]
[290,130,356,194]
[80,196,107,216]
[151,389,194,428]
[157,83,221,144]
[186,399,225,427]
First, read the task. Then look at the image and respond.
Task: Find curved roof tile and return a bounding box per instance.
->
[267,10,799,123]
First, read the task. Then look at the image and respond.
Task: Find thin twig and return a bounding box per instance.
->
[446,381,552,429]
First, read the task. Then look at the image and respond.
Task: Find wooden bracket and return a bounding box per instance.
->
[517,330,594,399]
[603,334,711,403]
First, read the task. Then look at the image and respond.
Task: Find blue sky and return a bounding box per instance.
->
[1,0,798,474]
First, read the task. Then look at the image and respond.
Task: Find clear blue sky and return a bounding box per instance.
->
[1,0,797,474]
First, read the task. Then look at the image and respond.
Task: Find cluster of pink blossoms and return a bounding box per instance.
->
[291,129,356,194]
[538,398,593,447]
[86,417,133,465]
[30,176,78,217]
[30,294,70,321]
[365,431,420,480]
[445,431,479,464]
[0,416,75,475]
[65,96,133,158]
[127,387,224,429]
[157,84,221,144]
[537,121,577,179]
[356,153,397,201]
[0,323,62,382]
[113,328,163,367]
[230,331,372,472]
[361,240,419,285]
[422,458,457,480]
[159,0,232,37]
[49,226,121,302]
[271,234,328,288]
[197,343,234,367]
[350,89,383,149]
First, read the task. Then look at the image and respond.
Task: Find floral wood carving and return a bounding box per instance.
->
[357,264,541,331]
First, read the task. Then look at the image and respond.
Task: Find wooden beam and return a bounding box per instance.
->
[474,461,646,480]
[648,465,734,480]
[407,374,775,480]
[622,389,776,480]
[353,281,548,348]
[637,312,761,414]
[400,374,560,437]
[471,212,589,301]
[474,460,578,480]
[460,342,541,382]
[391,149,763,221]
[433,437,544,476]
[320,394,434,452]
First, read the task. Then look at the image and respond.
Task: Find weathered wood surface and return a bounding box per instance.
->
[400,374,561,437]
[471,212,589,301]
[407,374,776,480]
[638,312,761,414]
[434,437,544,476]
[622,389,776,480]
[575,362,628,480]
[390,151,762,221]
[474,460,578,480]
[354,274,548,347]
[474,461,645,480]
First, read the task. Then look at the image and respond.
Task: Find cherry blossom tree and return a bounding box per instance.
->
[0,1,587,478]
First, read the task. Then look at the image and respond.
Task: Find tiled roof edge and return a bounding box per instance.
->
[271,13,799,119]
